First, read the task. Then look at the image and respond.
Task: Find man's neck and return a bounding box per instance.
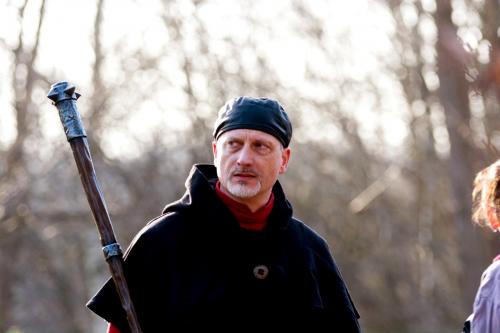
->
[215,181,274,231]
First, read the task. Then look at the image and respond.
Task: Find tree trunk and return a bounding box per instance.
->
[435,0,486,306]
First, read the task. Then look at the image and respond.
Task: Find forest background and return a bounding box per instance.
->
[1,0,500,332]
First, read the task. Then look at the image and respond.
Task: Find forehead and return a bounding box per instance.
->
[218,128,280,145]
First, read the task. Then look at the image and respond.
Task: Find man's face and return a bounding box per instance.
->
[213,129,291,210]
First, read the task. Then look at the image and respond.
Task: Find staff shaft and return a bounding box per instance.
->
[47,81,143,333]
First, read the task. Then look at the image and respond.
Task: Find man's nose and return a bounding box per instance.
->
[236,144,253,166]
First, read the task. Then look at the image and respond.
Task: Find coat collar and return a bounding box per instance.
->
[163,164,293,230]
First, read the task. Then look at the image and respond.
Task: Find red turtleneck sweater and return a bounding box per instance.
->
[214,181,273,231]
[106,181,274,333]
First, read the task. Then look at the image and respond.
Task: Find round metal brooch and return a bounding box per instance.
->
[253,264,269,280]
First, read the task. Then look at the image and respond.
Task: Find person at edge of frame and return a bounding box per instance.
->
[87,96,362,332]
[462,160,500,333]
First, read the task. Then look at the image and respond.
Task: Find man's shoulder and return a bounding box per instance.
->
[121,209,193,261]
[287,217,331,252]
[142,209,191,236]
[127,209,191,249]
[288,216,324,237]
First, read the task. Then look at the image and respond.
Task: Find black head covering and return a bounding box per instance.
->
[213,96,293,147]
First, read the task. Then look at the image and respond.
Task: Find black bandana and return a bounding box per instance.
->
[213,96,293,147]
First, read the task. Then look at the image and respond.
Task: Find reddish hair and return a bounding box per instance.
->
[472,160,500,232]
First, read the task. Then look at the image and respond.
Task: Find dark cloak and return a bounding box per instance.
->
[87,164,361,332]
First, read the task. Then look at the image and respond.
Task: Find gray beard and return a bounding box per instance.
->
[226,181,261,199]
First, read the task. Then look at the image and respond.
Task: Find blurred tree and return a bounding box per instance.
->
[1,0,48,331]
[3,0,500,332]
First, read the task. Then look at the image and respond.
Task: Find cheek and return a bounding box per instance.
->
[216,154,233,172]
[262,160,283,179]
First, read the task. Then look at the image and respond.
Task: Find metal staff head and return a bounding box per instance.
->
[47,81,87,141]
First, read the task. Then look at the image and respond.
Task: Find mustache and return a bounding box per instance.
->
[231,168,259,177]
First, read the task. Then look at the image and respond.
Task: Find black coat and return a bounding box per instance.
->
[87,164,361,332]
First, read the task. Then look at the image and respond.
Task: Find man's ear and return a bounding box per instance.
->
[279,148,291,174]
[212,141,218,162]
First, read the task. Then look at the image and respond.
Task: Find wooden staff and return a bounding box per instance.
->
[47,81,143,333]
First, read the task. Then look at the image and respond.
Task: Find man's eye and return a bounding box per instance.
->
[255,143,271,152]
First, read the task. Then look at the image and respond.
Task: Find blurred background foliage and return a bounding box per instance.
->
[1,0,500,332]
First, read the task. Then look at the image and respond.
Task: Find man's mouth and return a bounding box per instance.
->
[232,170,258,179]
[233,173,256,178]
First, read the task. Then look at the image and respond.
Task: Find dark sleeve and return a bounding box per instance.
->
[321,245,360,315]
[308,236,361,332]
[87,277,129,332]
[87,226,157,333]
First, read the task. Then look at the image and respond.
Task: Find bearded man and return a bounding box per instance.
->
[87,96,362,333]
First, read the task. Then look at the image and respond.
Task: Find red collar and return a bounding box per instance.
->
[215,181,274,231]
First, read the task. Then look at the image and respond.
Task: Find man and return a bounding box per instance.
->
[87,96,361,332]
